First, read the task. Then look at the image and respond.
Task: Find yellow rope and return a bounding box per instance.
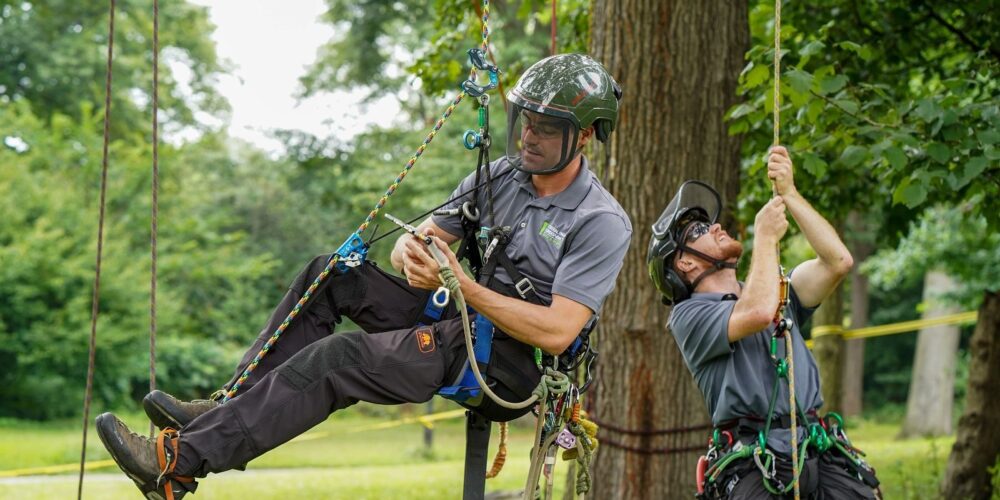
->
[771,2,799,498]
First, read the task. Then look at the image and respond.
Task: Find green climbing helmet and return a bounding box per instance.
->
[506,54,622,175]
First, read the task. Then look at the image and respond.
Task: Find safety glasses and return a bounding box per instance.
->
[681,221,711,244]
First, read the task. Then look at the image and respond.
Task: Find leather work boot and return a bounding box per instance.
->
[95,412,197,500]
[143,390,221,430]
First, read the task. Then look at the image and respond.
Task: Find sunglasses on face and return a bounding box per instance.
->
[681,221,711,243]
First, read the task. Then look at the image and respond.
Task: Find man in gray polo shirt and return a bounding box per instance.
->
[647,147,878,498]
[94,54,632,499]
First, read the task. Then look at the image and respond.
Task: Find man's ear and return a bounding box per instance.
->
[578,126,595,148]
[675,254,695,275]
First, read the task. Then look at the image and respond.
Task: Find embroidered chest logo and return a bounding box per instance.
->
[415,327,435,354]
[538,221,567,249]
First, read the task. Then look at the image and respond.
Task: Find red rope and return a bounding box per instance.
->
[550,0,557,55]
[590,416,713,436]
[599,437,704,455]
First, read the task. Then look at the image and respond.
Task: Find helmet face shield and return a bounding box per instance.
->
[506,104,580,175]
[646,180,723,305]
[651,181,722,240]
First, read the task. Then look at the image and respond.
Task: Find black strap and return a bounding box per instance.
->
[462,411,491,500]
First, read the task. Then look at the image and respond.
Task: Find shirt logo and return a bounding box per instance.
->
[539,221,566,249]
[415,327,436,354]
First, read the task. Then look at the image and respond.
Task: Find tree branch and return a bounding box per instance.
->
[809,90,895,129]
[918,0,1000,62]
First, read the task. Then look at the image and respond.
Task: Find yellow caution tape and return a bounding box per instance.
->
[0,408,469,477]
[289,408,468,443]
[0,459,116,478]
[806,310,978,348]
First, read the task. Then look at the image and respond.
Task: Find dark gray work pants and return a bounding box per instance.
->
[173,255,537,477]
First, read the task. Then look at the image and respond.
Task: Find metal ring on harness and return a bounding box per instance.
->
[432,287,450,308]
[461,201,480,222]
[463,130,483,150]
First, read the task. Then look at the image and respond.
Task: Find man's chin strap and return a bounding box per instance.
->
[679,245,738,291]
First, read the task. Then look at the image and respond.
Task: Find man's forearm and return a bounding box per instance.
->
[457,275,585,355]
[783,191,852,272]
[744,239,781,308]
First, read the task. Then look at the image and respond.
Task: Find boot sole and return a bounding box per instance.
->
[95,413,168,500]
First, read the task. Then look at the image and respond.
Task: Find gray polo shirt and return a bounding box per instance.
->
[432,156,631,313]
[668,274,823,454]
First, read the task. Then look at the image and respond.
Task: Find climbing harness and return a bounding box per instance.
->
[694,410,880,499]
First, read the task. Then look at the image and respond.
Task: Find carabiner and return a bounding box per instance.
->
[461,48,500,97]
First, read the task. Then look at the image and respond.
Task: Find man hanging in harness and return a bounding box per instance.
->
[94,53,631,500]
[646,147,880,499]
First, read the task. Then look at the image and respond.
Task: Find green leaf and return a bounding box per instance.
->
[893,179,927,208]
[913,99,939,123]
[800,40,826,58]
[942,124,967,142]
[799,40,826,65]
[806,99,824,124]
[729,103,755,120]
[836,41,873,61]
[833,98,859,115]
[949,156,988,190]
[743,63,770,89]
[819,74,848,95]
[838,145,867,167]
[885,146,907,170]
[978,128,1000,146]
[802,153,828,178]
[784,69,814,95]
[964,156,989,180]
[927,143,952,164]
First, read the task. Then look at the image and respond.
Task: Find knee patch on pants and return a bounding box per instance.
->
[277,331,363,390]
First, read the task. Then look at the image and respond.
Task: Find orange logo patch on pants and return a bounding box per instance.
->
[415,327,436,354]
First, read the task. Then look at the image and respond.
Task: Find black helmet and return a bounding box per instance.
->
[506,54,622,175]
[647,180,726,305]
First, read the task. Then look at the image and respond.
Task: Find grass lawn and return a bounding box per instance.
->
[0,404,954,499]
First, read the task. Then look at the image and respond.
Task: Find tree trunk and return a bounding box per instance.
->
[812,284,844,415]
[841,211,873,417]
[588,2,747,499]
[941,291,1000,500]
[900,270,961,437]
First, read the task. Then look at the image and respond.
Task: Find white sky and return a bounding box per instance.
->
[189,0,401,153]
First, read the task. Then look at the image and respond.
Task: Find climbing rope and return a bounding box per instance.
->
[485,422,508,478]
[224,0,495,402]
[770,0,801,498]
[78,1,117,497]
[149,0,160,436]
[550,0,557,56]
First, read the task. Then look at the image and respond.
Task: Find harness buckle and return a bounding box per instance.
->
[514,277,535,299]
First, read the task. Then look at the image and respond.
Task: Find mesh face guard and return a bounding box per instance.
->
[506,105,580,175]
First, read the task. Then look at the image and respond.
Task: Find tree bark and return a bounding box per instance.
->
[812,284,844,415]
[900,270,961,437]
[588,2,747,499]
[841,211,872,416]
[941,291,1000,500]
